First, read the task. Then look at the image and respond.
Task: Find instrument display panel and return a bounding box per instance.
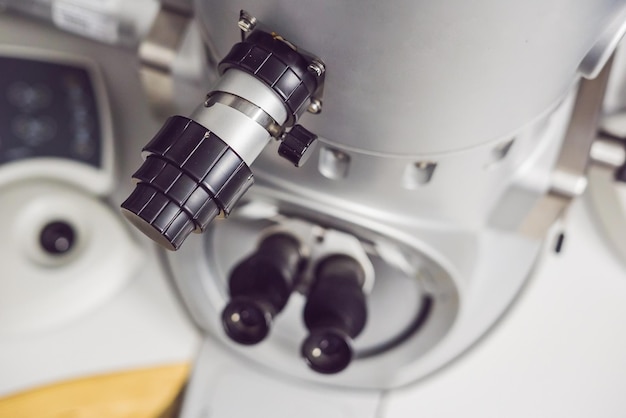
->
[0,56,101,167]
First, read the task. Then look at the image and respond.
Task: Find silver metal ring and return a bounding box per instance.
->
[205,92,283,138]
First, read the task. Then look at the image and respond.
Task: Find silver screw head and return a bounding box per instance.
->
[307,60,326,77]
[238,11,257,33]
[308,99,322,114]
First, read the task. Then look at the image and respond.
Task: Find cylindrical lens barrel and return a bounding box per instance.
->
[301,254,367,374]
[222,233,302,345]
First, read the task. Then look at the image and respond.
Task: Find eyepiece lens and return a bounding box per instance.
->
[222,299,271,345]
[301,329,353,374]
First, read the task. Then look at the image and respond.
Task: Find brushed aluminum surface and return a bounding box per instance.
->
[195,0,625,155]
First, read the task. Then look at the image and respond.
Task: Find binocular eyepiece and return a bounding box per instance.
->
[221,233,368,374]
[301,255,367,374]
[222,233,302,345]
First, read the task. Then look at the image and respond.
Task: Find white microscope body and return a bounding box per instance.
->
[2,1,626,417]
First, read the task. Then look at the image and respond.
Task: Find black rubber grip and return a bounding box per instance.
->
[229,233,301,313]
[130,156,221,228]
[304,255,367,338]
[222,233,302,345]
[301,254,367,374]
[218,30,319,124]
[121,116,253,251]
[121,182,202,251]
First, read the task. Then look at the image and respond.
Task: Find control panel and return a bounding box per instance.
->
[0,47,140,335]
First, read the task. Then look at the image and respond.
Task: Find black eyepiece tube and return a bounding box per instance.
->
[222,233,302,345]
[301,254,367,374]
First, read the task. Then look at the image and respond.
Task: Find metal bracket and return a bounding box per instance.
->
[519,56,614,238]
[138,0,193,117]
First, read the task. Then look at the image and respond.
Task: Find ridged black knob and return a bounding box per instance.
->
[222,233,302,345]
[301,254,367,374]
[121,116,253,251]
[278,125,318,167]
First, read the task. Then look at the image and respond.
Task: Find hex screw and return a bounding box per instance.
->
[308,60,326,77]
[238,11,257,33]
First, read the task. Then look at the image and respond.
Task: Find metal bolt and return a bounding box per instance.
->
[238,11,257,33]
[308,99,323,114]
[307,60,326,77]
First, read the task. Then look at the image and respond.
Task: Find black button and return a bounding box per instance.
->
[40,221,76,255]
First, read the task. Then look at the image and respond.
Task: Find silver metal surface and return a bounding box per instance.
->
[196,0,625,155]
[190,102,272,165]
[307,60,325,77]
[252,95,571,229]
[213,70,288,124]
[307,98,322,114]
[318,147,350,180]
[139,1,193,116]
[519,57,614,238]
[402,161,437,189]
[205,91,282,137]
[238,10,257,34]
[590,135,626,169]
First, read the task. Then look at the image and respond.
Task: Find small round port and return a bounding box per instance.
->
[39,221,75,255]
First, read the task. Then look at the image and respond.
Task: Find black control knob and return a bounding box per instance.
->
[301,254,367,374]
[278,125,318,167]
[222,233,302,345]
[40,221,75,255]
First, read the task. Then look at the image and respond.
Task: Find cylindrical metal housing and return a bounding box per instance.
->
[196,0,625,155]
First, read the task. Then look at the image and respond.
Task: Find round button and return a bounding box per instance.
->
[39,221,76,255]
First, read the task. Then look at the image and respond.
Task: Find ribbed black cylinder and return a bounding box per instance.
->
[121,116,253,250]
[218,30,320,124]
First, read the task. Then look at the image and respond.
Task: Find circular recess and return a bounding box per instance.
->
[0,179,143,334]
[39,221,75,255]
